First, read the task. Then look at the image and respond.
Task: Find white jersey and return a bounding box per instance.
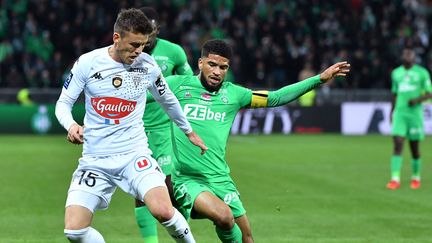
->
[55,46,192,156]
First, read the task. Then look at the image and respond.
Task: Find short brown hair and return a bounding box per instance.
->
[114,8,153,37]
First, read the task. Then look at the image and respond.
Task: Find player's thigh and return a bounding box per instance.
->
[213,179,246,218]
[392,114,408,137]
[407,117,425,141]
[172,178,213,220]
[117,151,166,203]
[194,191,233,221]
[146,129,175,175]
[67,163,116,212]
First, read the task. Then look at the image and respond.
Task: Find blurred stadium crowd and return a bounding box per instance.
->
[1,0,432,90]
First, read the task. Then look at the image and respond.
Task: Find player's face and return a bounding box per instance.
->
[198,53,230,90]
[113,31,149,65]
[144,25,159,53]
[402,49,415,65]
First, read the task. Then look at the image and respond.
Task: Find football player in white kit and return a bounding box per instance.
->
[55,8,207,243]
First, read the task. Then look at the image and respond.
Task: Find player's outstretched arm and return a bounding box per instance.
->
[186,131,208,155]
[249,61,350,108]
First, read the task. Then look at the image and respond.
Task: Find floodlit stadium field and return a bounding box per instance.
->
[2,134,432,242]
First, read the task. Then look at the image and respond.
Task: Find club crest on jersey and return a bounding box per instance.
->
[221,95,229,104]
[91,97,136,125]
[134,156,152,171]
[112,76,122,88]
[133,75,142,89]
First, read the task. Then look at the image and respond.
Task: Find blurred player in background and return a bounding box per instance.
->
[55,8,207,243]
[134,7,194,243]
[386,46,432,190]
[148,39,350,242]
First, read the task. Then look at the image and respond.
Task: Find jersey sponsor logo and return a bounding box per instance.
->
[184,104,226,122]
[128,67,148,74]
[201,93,211,101]
[91,97,136,120]
[112,76,122,88]
[64,73,73,89]
[134,156,152,171]
[155,76,167,96]
[399,83,417,92]
[153,56,169,61]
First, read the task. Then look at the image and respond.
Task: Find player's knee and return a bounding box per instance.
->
[152,205,175,222]
[214,209,235,230]
[64,227,89,242]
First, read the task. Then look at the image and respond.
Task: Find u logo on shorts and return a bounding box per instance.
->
[134,156,152,172]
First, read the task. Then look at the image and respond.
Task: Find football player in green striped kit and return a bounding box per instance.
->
[148,39,350,242]
[135,7,194,243]
[386,46,432,190]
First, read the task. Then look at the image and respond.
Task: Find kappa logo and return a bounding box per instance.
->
[91,72,102,80]
[134,156,152,171]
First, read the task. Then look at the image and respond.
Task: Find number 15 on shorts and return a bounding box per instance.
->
[74,170,99,187]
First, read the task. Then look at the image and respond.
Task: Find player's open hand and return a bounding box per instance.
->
[67,123,84,144]
[320,61,351,83]
[186,131,208,155]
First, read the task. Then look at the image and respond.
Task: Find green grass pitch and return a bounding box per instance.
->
[1,134,432,242]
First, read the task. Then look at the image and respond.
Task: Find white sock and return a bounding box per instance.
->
[64,227,105,243]
[161,208,195,243]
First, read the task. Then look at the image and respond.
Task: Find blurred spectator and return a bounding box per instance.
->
[1,0,432,90]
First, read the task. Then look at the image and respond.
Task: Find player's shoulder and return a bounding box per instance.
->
[413,64,429,72]
[136,52,158,68]
[392,65,404,73]
[166,74,193,83]
[158,38,181,48]
[223,81,247,91]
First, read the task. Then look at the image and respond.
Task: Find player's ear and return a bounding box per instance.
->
[113,32,121,44]
[198,58,203,71]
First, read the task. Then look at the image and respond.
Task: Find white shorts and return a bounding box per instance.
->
[65,150,166,212]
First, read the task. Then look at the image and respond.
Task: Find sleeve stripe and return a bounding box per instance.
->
[252,92,268,98]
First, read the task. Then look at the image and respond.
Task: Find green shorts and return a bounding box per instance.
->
[172,176,246,220]
[146,128,176,175]
[392,112,424,141]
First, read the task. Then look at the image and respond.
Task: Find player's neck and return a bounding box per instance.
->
[403,63,414,69]
[108,46,121,63]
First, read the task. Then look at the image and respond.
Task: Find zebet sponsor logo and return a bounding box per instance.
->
[91,97,136,124]
[184,104,226,122]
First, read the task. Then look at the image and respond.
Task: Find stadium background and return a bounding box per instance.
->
[2,0,432,242]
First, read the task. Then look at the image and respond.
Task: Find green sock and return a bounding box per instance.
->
[135,206,158,243]
[390,155,403,181]
[215,223,242,243]
[411,158,421,179]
